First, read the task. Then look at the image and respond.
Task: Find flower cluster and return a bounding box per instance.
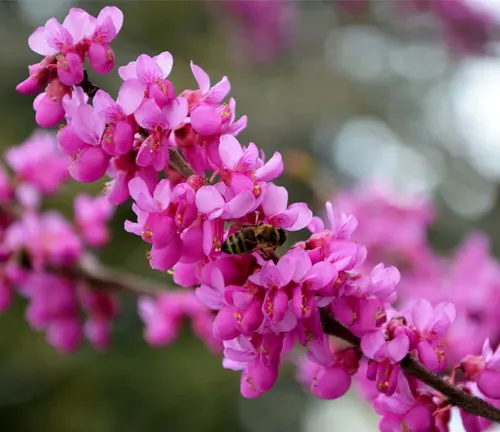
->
[17,7,123,127]
[0,131,118,352]
[10,5,500,431]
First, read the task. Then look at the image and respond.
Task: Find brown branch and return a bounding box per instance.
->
[168,147,197,179]
[319,309,500,424]
[52,254,167,297]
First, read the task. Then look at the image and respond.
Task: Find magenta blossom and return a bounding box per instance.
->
[260,183,312,231]
[118,52,175,109]
[373,375,437,432]
[74,194,115,248]
[134,97,188,171]
[6,131,70,195]
[408,299,456,373]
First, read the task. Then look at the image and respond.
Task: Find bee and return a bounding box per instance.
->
[222,224,287,255]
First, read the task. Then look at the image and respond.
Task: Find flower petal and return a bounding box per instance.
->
[153,51,173,77]
[219,135,243,170]
[29,27,55,55]
[136,54,163,85]
[261,183,288,217]
[190,61,210,94]
[117,79,145,115]
[196,186,225,214]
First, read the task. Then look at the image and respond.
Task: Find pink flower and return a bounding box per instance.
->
[247,254,296,326]
[5,211,82,270]
[188,62,231,107]
[134,97,188,171]
[223,333,283,397]
[408,299,456,373]
[33,79,69,127]
[87,7,124,74]
[373,375,437,432]
[306,337,360,399]
[361,328,410,364]
[5,131,70,195]
[118,52,175,109]
[475,340,500,399]
[260,183,312,231]
[65,94,112,182]
[74,194,115,248]
[138,294,185,346]
[91,89,138,156]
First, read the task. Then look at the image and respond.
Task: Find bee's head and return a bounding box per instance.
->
[277,228,287,246]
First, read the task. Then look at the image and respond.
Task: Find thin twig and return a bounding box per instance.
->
[168,147,197,178]
[319,309,500,424]
[52,254,167,297]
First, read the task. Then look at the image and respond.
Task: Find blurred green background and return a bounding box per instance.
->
[2,0,500,431]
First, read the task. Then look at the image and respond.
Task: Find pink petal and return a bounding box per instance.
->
[307,337,334,368]
[195,186,225,214]
[206,76,231,103]
[136,54,163,85]
[430,302,456,336]
[411,299,434,332]
[361,330,386,359]
[128,177,156,213]
[417,340,441,372]
[240,370,263,399]
[117,79,145,115]
[308,217,325,233]
[248,359,279,392]
[118,61,138,80]
[223,191,255,219]
[45,18,73,51]
[213,307,240,340]
[149,238,182,271]
[173,263,199,287]
[153,51,173,77]
[403,405,433,432]
[28,26,56,56]
[57,52,83,86]
[63,8,94,42]
[226,115,248,136]
[35,95,65,128]
[69,147,108,182]
[134,99,165,130]
[152,179,171,209]
[261,183,288,217]
[190,61,210,94]
[191,105,221,136]
[72,104,99,145]
[136,138,157,168]
[93,16,116,43]
[386,334,410,363]
[195,284,223,310]
[219,135,243,170]
[311,367,351,400]
[97,6,123,35]
[164,97,188,128]
[285,203,313,231]
[254,152,283,182]
[92,89,114,114]
[477,369,500,399]
[88,42,115,74]
[112,121,134,155]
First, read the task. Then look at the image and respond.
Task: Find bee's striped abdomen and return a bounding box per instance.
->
[222,229,257,255]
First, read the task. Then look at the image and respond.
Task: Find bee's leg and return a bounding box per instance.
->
[254,211,261,225]
[259,247,278,262]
